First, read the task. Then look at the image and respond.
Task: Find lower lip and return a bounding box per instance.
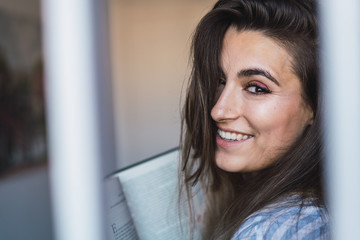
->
[216,134,252,147]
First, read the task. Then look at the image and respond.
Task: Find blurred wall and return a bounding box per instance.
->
[0,0,40,19]
[109,0,216,168]
[0,167,53,240]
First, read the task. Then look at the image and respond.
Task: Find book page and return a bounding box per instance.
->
[115,149,198,240]
[105,177,139,240]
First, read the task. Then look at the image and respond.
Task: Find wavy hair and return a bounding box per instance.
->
[180,0,323,239]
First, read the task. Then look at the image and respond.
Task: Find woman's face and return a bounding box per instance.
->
[211,28,313,173]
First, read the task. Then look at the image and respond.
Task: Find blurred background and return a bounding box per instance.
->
[2,0,359,239]
[0,0,215,239]
[109,0,216,167]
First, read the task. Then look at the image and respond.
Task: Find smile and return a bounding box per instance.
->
[217,129,253,141]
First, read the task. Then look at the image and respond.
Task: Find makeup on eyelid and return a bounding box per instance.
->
[245,81,271,94]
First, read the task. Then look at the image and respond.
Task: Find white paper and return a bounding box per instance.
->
[105,177,138,240]
[116,150,191,240]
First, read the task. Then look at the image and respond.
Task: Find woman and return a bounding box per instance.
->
[180,0,329,239]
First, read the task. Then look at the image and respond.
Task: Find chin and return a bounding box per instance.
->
[215,153,272,173]
[215,156,248,173]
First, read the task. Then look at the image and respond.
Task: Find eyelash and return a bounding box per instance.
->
[218,78,271,94]
[245,82,271,94]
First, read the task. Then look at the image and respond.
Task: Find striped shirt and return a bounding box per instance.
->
[231,197,329,240]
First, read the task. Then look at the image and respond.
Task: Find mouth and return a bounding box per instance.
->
[217,129,253,142]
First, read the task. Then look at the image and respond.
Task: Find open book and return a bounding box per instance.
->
[105,148,202,240]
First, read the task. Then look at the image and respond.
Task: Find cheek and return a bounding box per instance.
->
[245,100,280,130]
[246,98,309,142]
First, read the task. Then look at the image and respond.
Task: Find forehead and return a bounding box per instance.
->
[220,28,295,80]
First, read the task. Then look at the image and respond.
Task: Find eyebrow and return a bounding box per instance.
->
[237,68,280,86]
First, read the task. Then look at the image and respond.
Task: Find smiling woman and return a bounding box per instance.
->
[180,0,329,239]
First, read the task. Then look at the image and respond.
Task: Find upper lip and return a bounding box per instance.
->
[217,126,253,136]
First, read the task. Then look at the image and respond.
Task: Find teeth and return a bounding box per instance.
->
[225,132,231,139]
[217,129,251,141]
[236,134,243,141]
[231,133,236,139]
[220,130,225,138]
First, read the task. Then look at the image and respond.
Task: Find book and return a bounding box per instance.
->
[105,148,202,240]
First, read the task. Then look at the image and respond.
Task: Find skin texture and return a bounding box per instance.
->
[211,28,314,172]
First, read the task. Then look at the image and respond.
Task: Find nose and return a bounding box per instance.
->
[211,83,242,122]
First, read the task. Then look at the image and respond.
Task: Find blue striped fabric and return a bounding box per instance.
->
[231,196,329,240]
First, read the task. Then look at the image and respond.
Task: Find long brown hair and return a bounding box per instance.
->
[180,0,323,239]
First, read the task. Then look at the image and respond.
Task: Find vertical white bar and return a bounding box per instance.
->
[320,0,360,239]
[41,0,108,239]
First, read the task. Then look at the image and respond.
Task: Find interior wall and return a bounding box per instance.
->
[109,0,216,168]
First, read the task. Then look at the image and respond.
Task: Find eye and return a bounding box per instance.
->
[218,78,226,86]
[245,82,271,94]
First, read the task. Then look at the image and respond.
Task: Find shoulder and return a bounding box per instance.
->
[231,197,329,240]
